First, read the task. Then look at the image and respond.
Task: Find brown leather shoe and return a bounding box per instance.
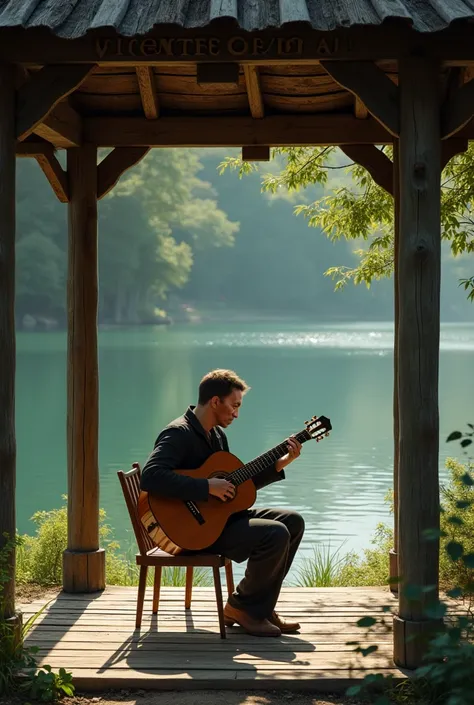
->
[269,611,301,633]
[224,603,281,637]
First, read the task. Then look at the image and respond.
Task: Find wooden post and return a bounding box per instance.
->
[63,144,105,592]
[389,141,400,593]
[393,59,441,669]
[0,65,17,620]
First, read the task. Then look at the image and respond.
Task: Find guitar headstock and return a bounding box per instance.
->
[305,415,332,443]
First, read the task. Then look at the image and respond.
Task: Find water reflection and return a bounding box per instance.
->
[16,321,474,579]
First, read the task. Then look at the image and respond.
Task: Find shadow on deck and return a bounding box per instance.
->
[20,586,410,691]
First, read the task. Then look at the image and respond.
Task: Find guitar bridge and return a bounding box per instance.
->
[184,500,205,526]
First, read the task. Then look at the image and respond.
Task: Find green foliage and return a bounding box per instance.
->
[16,499,212,589]
[22,665,75,702]
[345,424,474,705]
[16,151,238,326]
[294,542,349,587]
[219,143,474,301]
[336,523,393,587]
[0,534,74,700]
[460,276,474,302]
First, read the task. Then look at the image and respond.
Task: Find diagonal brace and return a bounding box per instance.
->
[321,61,399,137]
[16,64,95,141]
[97,147,150,199]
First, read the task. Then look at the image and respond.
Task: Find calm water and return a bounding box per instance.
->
[16,321,474,578]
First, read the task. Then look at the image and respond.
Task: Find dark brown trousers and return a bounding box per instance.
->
[208,507,305,620]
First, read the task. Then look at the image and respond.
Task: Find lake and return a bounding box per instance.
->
[16,320,474,580]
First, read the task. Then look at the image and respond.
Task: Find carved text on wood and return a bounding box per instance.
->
[95,36,344,60]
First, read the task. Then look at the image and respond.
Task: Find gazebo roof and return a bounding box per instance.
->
[0,0,473,38]
[4,0,474,152]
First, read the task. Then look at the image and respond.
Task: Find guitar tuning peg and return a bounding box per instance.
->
[305,420,309,425]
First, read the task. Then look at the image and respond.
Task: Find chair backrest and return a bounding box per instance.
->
[117,463,155,555]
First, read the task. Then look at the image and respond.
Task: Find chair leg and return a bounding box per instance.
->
[185,566,193,609]
[213,566,226,639]
[136,565,148,629]
[225,561,234,597]
[153,566,162,614]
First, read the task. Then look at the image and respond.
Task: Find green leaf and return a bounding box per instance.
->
[462,553,474,568]
[424,602,447,619]
[461,472,474,486]
[447,515,464,526]
[346,686,361,697]
[447,587,463,598]
[404,584,423,600]
[461,439,473,448]
[447,431,463,442]
[423,527,446,540]
[374,697,391,705]
[456,500,472,509]
[356,616,377,628]
[446,541,464,560]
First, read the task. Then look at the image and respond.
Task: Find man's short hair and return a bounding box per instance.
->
[198,369,250,405]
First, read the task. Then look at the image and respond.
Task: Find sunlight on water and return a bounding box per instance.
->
[16,320,474,582]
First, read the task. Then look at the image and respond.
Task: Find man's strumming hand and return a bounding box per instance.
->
[208,477,236,501]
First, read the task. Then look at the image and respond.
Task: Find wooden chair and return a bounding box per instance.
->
[117,463,235,638]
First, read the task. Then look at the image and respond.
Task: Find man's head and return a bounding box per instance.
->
[198,369,250,428]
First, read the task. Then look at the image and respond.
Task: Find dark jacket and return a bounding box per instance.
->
[140,406,285,500]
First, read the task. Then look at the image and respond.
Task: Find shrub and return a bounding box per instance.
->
[16,499,212,588]
[346,422,474,705]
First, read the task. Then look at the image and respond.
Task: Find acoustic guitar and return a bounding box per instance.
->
[138,415,332,555]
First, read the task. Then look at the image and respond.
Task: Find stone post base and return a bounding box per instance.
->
[63,548,105,593]
[393,614,444,669]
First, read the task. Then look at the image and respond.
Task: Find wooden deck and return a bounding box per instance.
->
[20,586,409,692]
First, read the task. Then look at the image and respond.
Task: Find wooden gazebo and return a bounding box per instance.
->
[1,0,474,673]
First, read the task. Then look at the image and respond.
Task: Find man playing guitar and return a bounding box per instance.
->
[140,368,305,637]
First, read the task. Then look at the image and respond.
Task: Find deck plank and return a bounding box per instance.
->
[21,586,408,691]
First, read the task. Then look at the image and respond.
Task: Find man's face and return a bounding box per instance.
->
[212,388,243,428]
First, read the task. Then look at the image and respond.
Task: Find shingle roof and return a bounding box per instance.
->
[0,0,473,39]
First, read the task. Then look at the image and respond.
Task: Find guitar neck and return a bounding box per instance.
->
[229,429,310,487]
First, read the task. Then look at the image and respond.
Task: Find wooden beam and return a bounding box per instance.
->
[84,115,392,148]
[243,65,264,118]
[394,58,441,670]
[242,146,270,161]
[441,137,469,169]
[63,144,105,593]
[136,67,159,119]
[35,149,69,203]
[16,140,55,157]
[441,77,474,139]
[390,139,400,594]
[0,66,16,621]
[97,147,150,199]
[196,63,239,84]
[16,64,94,141]
[355,97,369,119]
[339,145,393,195]
[34,101,82,148]
[321,61,399,136]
